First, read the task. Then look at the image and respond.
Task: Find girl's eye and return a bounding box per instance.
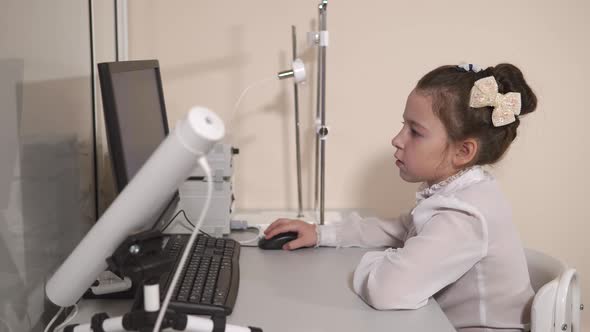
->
[402,121,421,137]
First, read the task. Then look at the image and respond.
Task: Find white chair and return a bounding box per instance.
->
[525,248,583,332]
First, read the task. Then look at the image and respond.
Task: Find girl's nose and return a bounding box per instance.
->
[392,131,403,149]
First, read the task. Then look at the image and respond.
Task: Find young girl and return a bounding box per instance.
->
[264,63,538,332]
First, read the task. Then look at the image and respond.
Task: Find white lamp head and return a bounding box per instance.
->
[277,58,306,84]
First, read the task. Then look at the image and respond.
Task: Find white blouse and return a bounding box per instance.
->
[318,166,534,332]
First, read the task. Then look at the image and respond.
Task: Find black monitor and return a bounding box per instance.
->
[97,59,178,227]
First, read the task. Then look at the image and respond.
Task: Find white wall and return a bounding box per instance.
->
[127,0,590,327]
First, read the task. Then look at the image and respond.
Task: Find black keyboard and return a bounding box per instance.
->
[160,234,240,316]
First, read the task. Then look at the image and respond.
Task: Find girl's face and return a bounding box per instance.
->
[391,89,458,186]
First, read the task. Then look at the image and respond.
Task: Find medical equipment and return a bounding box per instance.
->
[45,106,224,307]
[311,0,329,224]
[273,1,330,223]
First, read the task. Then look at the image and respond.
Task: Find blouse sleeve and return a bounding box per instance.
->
[318,211,413,249]
[351,196,488,310]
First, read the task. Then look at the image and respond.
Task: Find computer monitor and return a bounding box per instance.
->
[97,59,177,227]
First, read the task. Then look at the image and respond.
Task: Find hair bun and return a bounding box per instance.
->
[489,63,537,116]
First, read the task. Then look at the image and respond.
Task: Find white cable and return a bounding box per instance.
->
[43,307,64,332]
[53,305,79,332]
[238,226,264,246]
[153,157,213,332]
[226,75,275,212]
[228,76,275,129]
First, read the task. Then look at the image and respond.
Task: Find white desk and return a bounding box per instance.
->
[72,246,456,332]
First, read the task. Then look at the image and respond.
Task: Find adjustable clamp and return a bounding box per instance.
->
[315,119,329,140]
[307,31,329,47]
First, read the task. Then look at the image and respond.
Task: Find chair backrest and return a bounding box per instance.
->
[525,248,582,332]
[525,248,566,292]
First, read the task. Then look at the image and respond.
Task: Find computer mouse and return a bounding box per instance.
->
[258,231,298,250]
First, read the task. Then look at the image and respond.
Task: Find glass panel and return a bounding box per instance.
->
[0,1,97,330]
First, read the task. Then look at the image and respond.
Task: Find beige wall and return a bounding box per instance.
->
[128,0,590,326]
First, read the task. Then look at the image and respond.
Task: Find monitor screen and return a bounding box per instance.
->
[98,60,178,227]
[111,69,167,180]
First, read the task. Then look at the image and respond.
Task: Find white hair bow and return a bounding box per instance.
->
[469,76,521,127]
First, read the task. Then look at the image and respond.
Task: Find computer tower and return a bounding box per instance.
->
[179,144,237,236]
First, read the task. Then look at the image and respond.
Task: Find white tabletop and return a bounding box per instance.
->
[71,246,455,332]
[229,246,456,332]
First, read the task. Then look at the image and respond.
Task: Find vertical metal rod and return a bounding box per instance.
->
[114,0,119,61]
[291,26,304,218]
[318,0,328,225]
[89,0,98,221]
[313,27,321,214]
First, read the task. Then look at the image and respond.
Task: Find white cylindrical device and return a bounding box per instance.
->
[68,315,255,332]
[144,283,161,312]
[46,106,225,307]
[66,317,125,332]
[291,58,306,83]
[185,316,253,332]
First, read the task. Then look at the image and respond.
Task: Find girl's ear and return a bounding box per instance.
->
[453,138,478,168]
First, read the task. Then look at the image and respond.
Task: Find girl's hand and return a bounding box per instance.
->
[263,219,318,250]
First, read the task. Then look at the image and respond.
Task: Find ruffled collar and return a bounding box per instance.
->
[415,166,489,203]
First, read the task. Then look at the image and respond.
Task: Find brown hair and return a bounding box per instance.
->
[415,64,537,165]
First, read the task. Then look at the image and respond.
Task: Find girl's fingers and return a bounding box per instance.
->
[283,236,313,250]
[264,218,290,235]
[265,221,301,239]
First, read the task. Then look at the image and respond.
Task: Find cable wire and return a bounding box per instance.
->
[43,307,64,332]
[153,157,213,332]
[162,209,211,237]
[53,305,79,332]
[228,76,275,130]
[238,226,264,246]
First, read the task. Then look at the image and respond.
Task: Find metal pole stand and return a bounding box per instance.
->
[309,0,329,225]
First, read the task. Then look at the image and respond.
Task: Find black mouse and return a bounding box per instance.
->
[258,231,298,250]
